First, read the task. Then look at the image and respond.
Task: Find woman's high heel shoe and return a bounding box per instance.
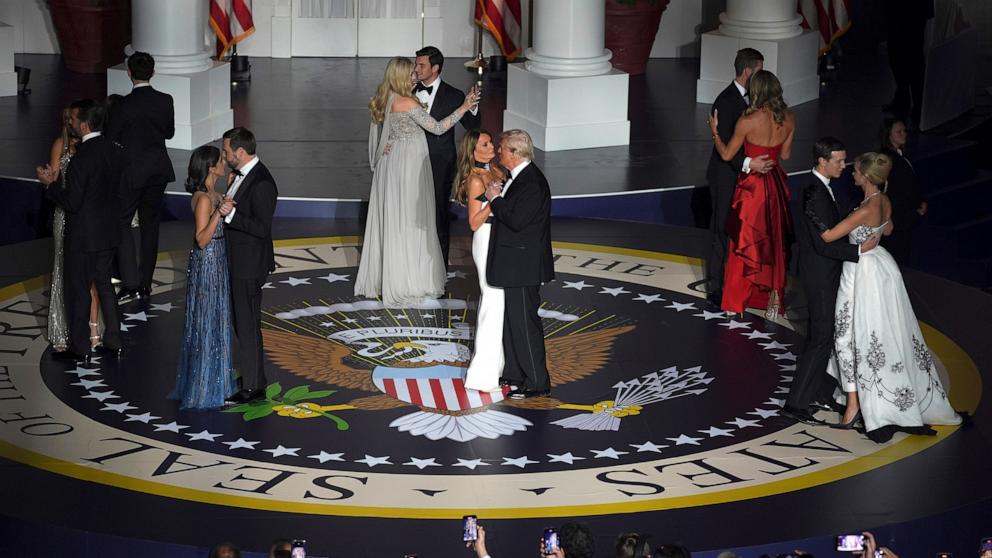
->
[831,410,862,430]
[89,321,102,350]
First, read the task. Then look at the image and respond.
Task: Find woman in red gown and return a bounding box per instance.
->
[708,70,796,318]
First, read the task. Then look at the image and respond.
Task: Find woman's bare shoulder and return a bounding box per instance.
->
[391,95,418,112]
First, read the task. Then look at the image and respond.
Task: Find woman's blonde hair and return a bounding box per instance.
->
[855,152,893,187]
[744,70,788,126]
[369,57,415,123]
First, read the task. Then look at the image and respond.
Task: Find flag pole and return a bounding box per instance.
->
[464,23,484,69]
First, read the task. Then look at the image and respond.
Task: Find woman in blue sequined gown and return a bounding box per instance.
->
[171,146,236,409]
[818,152,960,442]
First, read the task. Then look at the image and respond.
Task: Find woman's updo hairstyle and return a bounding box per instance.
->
[855,152,893,188]
[185,145,221,194]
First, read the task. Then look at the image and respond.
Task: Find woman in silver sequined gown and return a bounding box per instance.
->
[36,110,79,351]
[819,153,960,442]
[355,57,479,308]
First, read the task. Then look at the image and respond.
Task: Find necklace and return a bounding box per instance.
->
[859,190,881,206]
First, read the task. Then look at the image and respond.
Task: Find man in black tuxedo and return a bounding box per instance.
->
[484,130,554,400]
[106,51,175,302]
[414,46,481,267]
[786,137,878,423]
[45,99,124,361]
[218,127,278,404]
[704,48,774,306]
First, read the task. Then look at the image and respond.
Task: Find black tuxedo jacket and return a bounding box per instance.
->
[105,85,176,189]
[797,178,859,293]
[225,161,278,280]
[705,82,749,187]
[486,163,555,288]
[424,80,481,161]
[46,135,123,252]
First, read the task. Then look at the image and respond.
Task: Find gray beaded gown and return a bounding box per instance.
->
[47,150,73,349]
[354,95,461,307]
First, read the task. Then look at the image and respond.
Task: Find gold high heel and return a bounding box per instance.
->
[764,291,781,320]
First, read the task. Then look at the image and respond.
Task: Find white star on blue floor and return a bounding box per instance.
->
[153,421,189,433]
[562,280,594,290]
[404,457,441,469]
[547,452,585,464]
[125,412,161,423]
[186,429,222,442]
[452,458,488,470]
[223,438,260,450]
[355,454,392,467]
[264,445,301,457]
[502,456,538,468]
[591,447,629,459]
[318,273,349,283]
[633,293,664,304]
[629,441,667,453]
[280,277,311,287]
[308,451,345,463]
[667,434,703,445]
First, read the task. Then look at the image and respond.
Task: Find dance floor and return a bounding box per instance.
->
[1,217,990,558]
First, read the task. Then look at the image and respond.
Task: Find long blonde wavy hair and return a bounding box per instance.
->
[744,70,789,126]
[452,129,503,205]
[369,57,415,124]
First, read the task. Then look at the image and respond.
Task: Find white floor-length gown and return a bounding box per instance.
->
[463,192,504,391]
[827,221,961,436]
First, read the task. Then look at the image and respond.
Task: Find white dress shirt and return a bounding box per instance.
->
[731,79,754,174]
[224,156,260,223]
[415,76,479,117]
[81,131,102,143]
[811,168,836,201]
[500,160,531,197]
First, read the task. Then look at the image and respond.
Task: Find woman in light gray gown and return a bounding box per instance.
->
[355,56,479,308]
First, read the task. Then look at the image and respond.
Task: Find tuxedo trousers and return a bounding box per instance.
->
[64,245,121,354]
[500,285,550,392]
[428,151,455,267]
[118,181,166,291]
[706,176,735,292]
[231,276,267,391]
[788,280,840,411]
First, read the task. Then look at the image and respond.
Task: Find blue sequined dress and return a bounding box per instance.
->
[171,212,235,409]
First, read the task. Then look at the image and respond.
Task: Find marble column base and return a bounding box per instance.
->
[0,23,17,97]
[108,61,234,150]
[503,63,630,152]
[696,29,820,107]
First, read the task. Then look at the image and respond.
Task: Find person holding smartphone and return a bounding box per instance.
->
[465,523,489,558]
[858,532,898,558]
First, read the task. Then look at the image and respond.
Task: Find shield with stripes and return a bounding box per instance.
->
[372,364,506,411]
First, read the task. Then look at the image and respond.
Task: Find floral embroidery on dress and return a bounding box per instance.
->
[893,386,916,411]
[834,301,851,342]
[890,361,905,374]
[865,331,886,373]
[912,335,934,373]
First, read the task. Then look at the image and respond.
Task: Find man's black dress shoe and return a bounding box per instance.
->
[117,288,139,304]
[225,388,266,406]
[137,288,151,300]
[53,350,89,363]
[509,389,551,400]
[94,345,123,359]
[781,405,824,425]
[499,379,521,390]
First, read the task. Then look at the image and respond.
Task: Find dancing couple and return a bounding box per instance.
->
[171,127,278,410]
[787,138,960,442]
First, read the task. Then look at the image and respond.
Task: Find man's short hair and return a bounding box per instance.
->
[416,45,444,73]
[560,522,595,558]
[813,136,846,165]
[70,98,105,132]
[223,127,257,155]
[499,129,534,161]
[733,48,764,76]
[127,51,155,81]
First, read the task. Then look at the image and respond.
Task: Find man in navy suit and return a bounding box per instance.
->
[484,130,554,400]
[106,51,175,302]
[414,46,481,267]
[704,48,774,306]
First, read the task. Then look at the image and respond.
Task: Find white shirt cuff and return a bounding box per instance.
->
[470,106,479,116]
[224,207,237,224]
[742,156,752,173]
[857,245,862,256]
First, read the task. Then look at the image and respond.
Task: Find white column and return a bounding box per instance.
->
[696,0,820,106]
[0,22,16,97]
[524,1,612,77]
[504,0,629,151]
[106,0,233,149]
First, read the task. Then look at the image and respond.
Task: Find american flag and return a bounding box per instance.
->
[209,0,255,59]
[799,0,852,54]
[474,0,523,61]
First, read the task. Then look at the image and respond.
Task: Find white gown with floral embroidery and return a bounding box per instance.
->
[827,222,961,433]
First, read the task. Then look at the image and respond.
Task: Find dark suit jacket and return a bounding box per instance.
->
[486,162,554,288]
[425,80,482,163]
[105,85,176,189]
[880,147,922,227]
[705,82,749,187]
[225,160,278,280]
[797,178,859,294]
[46,135,123,252]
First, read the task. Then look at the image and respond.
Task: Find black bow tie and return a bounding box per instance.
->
[232,169,243,177]
[414,82,434,95]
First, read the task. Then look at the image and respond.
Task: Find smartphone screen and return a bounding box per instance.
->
[462,515,478,542]
[836,535,865,551]
[935,553,952,558]
[543,528,559,555]
[291,539,306,558]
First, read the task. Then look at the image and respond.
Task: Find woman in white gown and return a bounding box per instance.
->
[355,57,479,307]
[452,130,505,391]
[819,152,960,442]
